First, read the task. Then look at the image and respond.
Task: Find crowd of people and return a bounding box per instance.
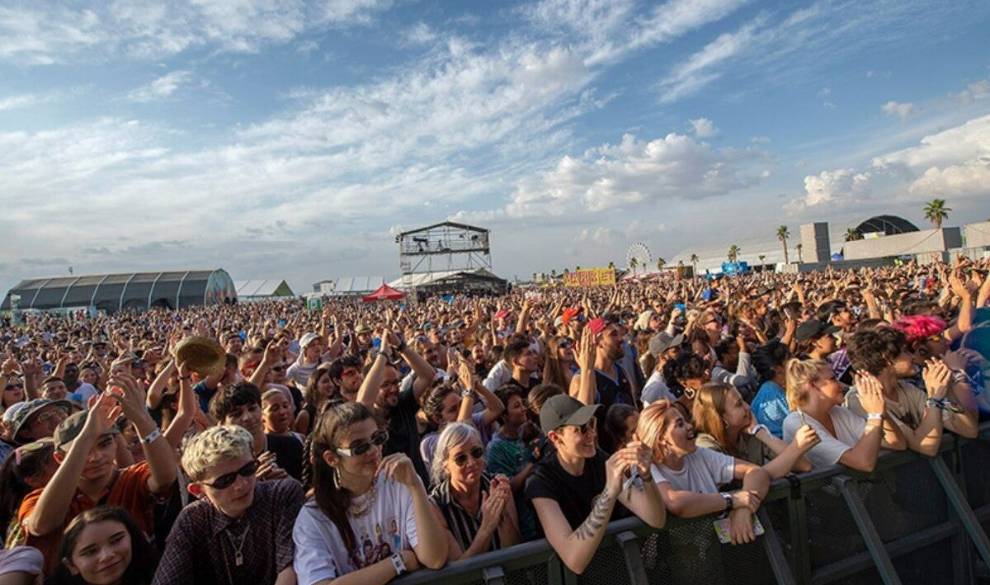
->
[0,255,988,584]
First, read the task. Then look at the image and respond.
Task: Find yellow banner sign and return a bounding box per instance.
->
[564,268,616,287]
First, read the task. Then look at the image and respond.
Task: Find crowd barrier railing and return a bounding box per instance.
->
[394,422,990,585]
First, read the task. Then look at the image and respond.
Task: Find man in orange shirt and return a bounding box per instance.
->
[18,372,176,575]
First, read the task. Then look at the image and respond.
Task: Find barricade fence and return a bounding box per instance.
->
[395,423,990,585]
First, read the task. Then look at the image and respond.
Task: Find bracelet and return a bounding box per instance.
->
[720,492,733,514]
[139,428,162,445]
[749,424,769,436]
[389,552,407,576]
[865,413,883,421]
[461,389,475,399]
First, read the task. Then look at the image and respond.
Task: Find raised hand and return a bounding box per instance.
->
[922,358,951,399]
[106,372,150,421]
[575,326,595,372]
[378,453,421,488]
[855,372,886,416]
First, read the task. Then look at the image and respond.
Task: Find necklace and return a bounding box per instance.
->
[348,480,378,518]
[226,525,250,567]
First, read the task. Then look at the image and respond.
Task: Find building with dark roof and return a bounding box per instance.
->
[852,215,920,237]
[1,269,236,313]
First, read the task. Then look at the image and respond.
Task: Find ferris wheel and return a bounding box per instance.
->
[626,242,652,273]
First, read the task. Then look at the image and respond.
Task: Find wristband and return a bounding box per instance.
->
[139,428,162,445]
[749,424,769,436]
[390,552,407,576]
[461,389,475,399]
[720,492,733,514]
[865,413,883,421]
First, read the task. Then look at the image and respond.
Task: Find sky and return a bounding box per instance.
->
[2,0,990,295]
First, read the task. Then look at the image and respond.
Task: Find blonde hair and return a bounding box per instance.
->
[785,358,829,410]
[691,382,735,456]
[636,400,677,461]
[181,425,253,482]
[430,422,481,487]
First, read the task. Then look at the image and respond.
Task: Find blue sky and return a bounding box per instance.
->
[1,0,989,294]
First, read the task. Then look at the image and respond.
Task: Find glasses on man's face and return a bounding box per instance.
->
[558,339,573,349]
[335,429,389,457]
[4,384,23,391]
[271,365,285,372]
[452,445,485,467]
[34,410,61,425]
[203,460,258,490]
[569,419,597,435]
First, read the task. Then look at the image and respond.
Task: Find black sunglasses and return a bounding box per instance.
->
[566,419,597,435]
[335,429,389,457]
[202,460,258,490]
[453,446,485,467]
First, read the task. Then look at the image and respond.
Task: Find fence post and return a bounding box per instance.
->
[615,530,649,585]
[785,477,813,585]
[832,475,903,585]
[482,566,506,585]
[757,508,798,585]
[929,456,990,567]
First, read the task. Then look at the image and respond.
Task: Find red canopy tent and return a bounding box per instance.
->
[362,283,406,303]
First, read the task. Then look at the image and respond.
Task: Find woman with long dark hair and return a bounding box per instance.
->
[294,365,335,435]
[292,402,447,584]
[46,506,158,585]
[542,337,576,390]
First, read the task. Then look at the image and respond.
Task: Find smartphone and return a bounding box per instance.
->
[713,515,765,544]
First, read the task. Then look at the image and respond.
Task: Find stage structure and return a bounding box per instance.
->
[394,222,506,298]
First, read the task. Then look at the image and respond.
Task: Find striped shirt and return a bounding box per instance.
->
[429,474,501,554]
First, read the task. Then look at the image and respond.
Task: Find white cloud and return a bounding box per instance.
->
[689,117,718,138]
[797,168,871,207]
[657,19,761,103]
[881,100,917,120]
[126,71,193,102]
[0,93,44,111]
[502,132,765,218]
[953,79,990,103]
[402,22,437,46]
[873,114,990,198]
[0,1,393,64]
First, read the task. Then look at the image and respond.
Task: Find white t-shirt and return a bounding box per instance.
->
[293,475,420,585]
[650,447,735,494]
[782,406,866,469]
[641,371,676,406]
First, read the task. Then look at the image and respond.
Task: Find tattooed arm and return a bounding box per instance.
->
[532,493,617,575]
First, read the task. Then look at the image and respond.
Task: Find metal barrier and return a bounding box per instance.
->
[394,423,990,585]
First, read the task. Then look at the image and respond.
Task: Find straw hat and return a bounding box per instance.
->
[174,336,226,378]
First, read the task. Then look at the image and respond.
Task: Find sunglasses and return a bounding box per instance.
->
[202,460,258,490]
[271,365,285,372]
[452,446,485,467]
[335,429,389,457]
[567,419,597,435]
[4,384,23,391]
[558,339,574,349]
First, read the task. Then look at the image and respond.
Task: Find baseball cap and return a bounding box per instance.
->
[539,395,602,435]
[299,332,320,348]
[9,399,62,445]
[648,332,684,357]
[634,310,654,332]
[587,318,608,336]
[53,410,118,451]
[561,307,581,327]
[494,309,510,320]
[795,319,840,342]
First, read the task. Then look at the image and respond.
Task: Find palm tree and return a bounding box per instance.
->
[796,243,803,263]
[628,257,638,273]
[532,272,538,282]
[727,245,740,263]
[845,228,863,242]
[923,198,951,229]
[776,225,790,264]
[656,258,666,271]
[607,261,615,270]
[690,253,699,277]
[551,269,557,278]
[758,254,766,264]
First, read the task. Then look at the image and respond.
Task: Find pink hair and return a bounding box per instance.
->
[892,315,947,344]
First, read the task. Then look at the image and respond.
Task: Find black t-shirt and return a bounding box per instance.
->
[266,433,304,481]
[385,387,430,485]
[593,365,635,426]
[524,449,628,537]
